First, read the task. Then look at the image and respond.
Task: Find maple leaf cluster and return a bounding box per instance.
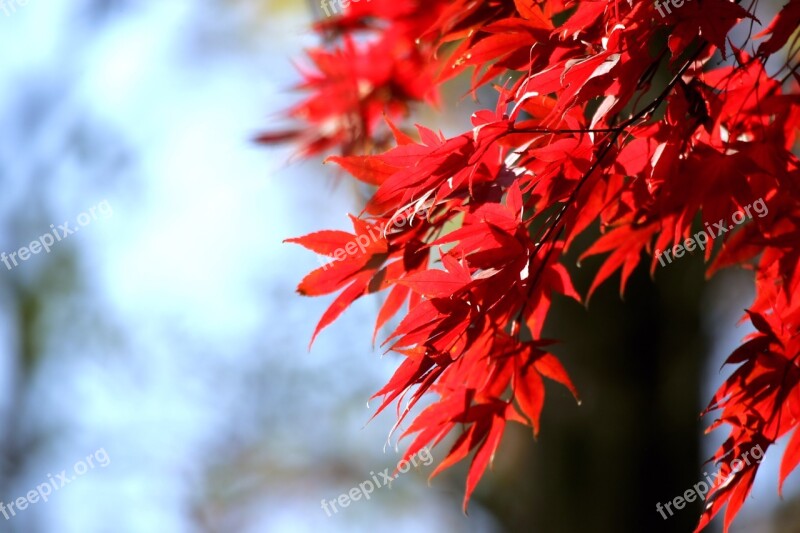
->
[260,0,800,530]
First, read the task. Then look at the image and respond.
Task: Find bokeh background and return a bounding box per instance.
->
[0,1,797,532]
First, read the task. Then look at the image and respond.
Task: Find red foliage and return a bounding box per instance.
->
[261,0,800,529]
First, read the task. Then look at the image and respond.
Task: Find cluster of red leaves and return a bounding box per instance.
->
[261,0,800,530]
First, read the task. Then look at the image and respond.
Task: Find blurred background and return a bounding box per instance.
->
[0,1,797,532]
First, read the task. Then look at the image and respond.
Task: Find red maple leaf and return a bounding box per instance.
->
[263,0,800,529]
